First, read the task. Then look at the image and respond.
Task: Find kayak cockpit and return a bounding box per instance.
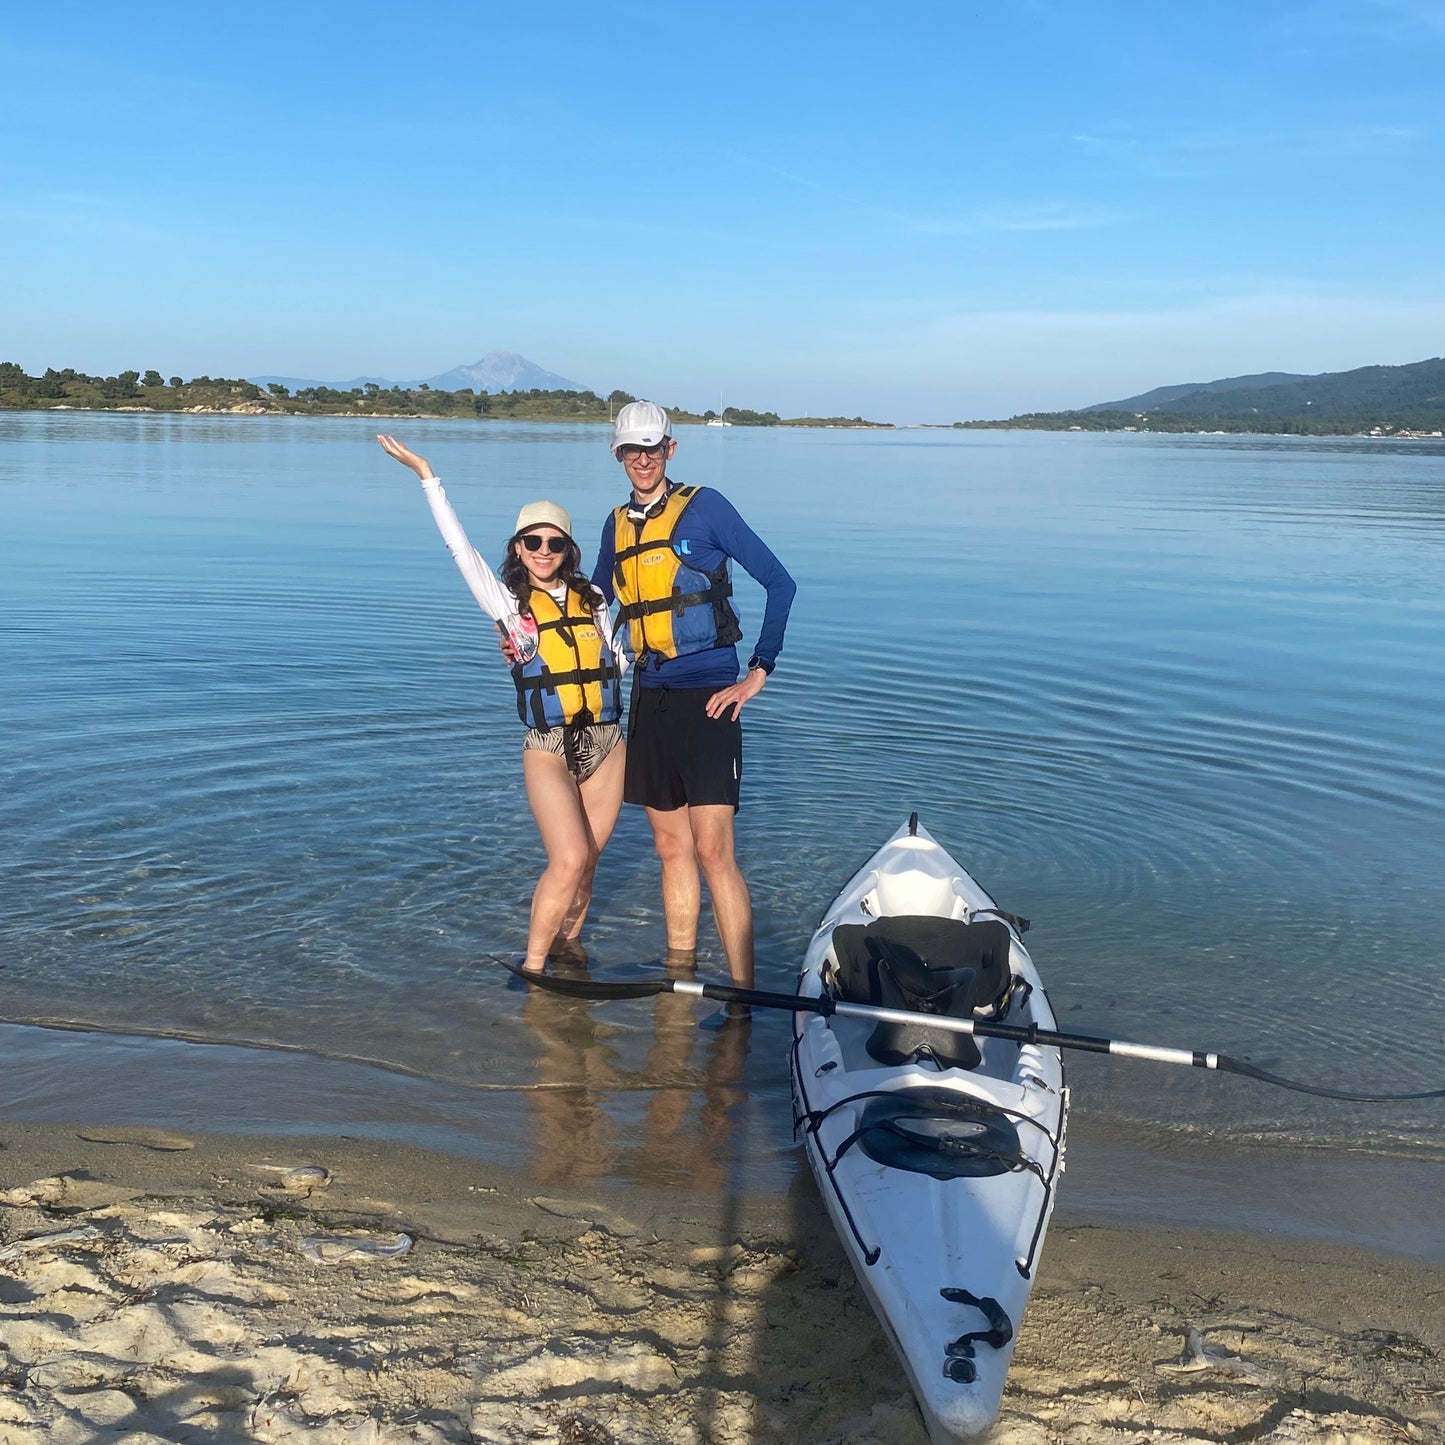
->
[823,914,1030,1075]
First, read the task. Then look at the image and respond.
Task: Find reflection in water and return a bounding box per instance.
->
[521,974,752,1189]
[7,417,1445,1162]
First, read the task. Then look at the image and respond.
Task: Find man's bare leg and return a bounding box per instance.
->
[645,804,702,956]
[688,804,754,990]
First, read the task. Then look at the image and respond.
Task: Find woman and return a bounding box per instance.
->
[378,434,625,973]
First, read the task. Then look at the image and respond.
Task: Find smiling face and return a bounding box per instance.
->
[513,526,570,586]
[617,437,677,503]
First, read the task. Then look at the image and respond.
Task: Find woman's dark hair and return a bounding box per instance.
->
[500,534,606,617]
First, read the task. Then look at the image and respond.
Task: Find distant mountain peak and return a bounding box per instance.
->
[248,350,589,397]
[424,350,586,395]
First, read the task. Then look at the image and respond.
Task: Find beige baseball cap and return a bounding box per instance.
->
[513,500,572,537]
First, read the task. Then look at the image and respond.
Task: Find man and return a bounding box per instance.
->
[593,401,795,993]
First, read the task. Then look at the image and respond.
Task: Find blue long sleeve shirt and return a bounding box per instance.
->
[592,481,796,689]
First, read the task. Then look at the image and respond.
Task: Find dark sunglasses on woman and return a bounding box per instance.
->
[519,533,569,554]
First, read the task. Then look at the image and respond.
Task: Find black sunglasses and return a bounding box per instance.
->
[519,533,569,554]
[617,441,669,461]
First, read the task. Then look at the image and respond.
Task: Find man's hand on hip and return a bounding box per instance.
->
[705,667,767,722]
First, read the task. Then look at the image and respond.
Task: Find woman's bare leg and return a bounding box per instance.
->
[553,741,626,945]
[521,750,593,971]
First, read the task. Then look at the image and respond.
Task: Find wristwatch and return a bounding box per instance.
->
[747,655,775,675]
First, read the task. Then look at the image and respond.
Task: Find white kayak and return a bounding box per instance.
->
[791,816,1068,1442]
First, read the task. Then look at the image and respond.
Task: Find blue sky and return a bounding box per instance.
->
[4,0,1443,422]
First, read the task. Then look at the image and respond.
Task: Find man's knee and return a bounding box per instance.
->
[693,827,738,876]
[651,820,695,868]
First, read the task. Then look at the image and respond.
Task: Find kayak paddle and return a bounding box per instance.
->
[489,956,1445,1103]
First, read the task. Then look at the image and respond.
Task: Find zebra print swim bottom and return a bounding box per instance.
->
[522,721,623,784]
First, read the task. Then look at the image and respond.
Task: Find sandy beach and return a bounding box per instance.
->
[2,1121,1441,1444]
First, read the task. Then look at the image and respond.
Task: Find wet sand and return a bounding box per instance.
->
[2,1121,1442,1444]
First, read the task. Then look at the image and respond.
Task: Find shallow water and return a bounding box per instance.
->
[3,412,1443,1201]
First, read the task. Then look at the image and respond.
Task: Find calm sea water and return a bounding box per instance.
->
[3,412,1444,1196]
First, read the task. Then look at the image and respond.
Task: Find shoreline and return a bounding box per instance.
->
[5,1018,1442,1264]
[0,404,894,430]
[2,1118,1442,1443]
[7,404,1440,437]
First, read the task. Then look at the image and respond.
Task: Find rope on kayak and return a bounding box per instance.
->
[790,1030,882,1265]
[828,1114,1047,1189]
[789,1055,1066,1278]
[798,1086,1060,1150]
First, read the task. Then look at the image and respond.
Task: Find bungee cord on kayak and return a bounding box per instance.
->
[490,957,1445,1104]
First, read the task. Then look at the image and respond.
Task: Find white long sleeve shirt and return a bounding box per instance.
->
[417,476,626,674]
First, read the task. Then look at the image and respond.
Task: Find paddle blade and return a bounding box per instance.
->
[1215,1054,1445,1102]
[487,955,672,1000]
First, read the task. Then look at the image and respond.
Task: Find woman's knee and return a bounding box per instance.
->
[546,843,593,889]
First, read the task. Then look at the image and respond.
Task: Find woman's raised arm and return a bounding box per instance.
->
[377,434,516,626]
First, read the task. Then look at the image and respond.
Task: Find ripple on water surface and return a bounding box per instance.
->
[3,419,1444,1175]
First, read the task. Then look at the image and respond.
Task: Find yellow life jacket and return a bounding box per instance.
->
[611,486,741,665]
[512,586,621,729]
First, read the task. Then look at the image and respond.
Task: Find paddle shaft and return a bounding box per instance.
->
[669,978,1212,1070]
[494,959,1443,1100]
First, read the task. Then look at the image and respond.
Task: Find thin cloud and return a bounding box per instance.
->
[1354,0,1445,35]
[1170,123,1422,158]
[1277,0,1445,40]
[1071,121,1424,172]
[715,145,1121,240]
[902,204,1125,236]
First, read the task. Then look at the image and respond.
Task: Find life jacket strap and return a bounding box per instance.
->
[514,663,617,695]
[616,577,733,623]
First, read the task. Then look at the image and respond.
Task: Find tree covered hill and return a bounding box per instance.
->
[1084,370,1313,412]
[960,356,1445,435]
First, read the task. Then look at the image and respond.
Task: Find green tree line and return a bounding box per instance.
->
[0,364,888,428]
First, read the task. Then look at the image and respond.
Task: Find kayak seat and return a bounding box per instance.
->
[865,938,981,1069]
[830,917,1017,1071]
[831,916,1013,1014]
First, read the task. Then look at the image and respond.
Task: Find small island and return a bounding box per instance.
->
[0,364,891,431]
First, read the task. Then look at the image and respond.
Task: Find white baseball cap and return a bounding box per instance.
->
[513,500,572,537]
[611,401,672,453]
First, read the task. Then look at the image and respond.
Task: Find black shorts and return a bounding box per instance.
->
[625,684,742,812]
